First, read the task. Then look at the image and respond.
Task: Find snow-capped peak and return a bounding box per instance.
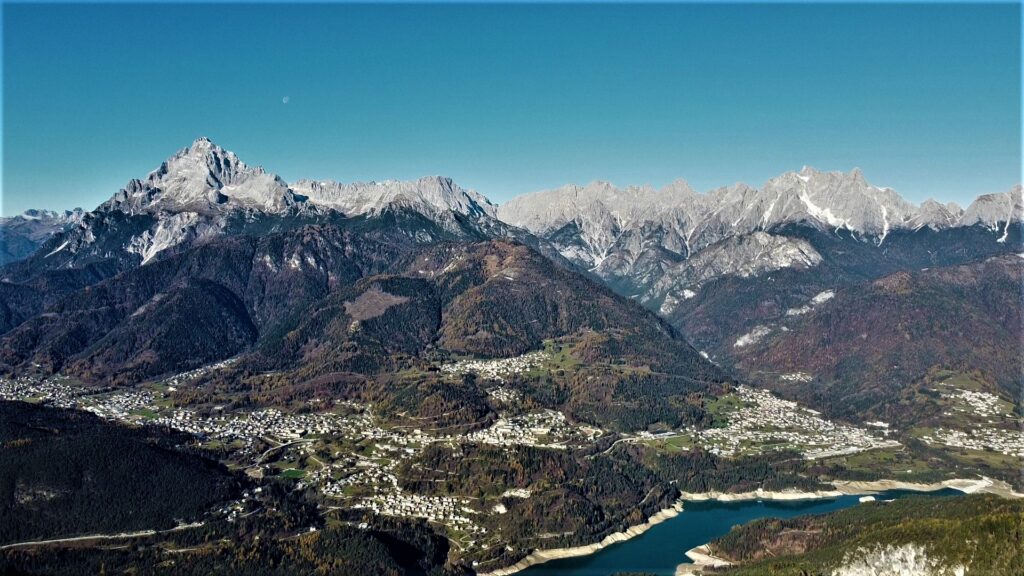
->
[102,137,295,214]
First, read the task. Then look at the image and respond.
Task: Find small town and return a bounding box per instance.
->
[440,351,549,382]
[351,493,484,536]
[937,384,1015,421]
[466,409,600,448]
[696,385,901,459]
[920,427,1024,459]
[912,380,1022,458]
[0,365,1008,544]
[0,373,99,408]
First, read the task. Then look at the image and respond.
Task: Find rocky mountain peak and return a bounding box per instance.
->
[289,174,496,223]
[16,207,85,224]
[102,137,293,215]
[909,199,960,230]
[958,186,1023,241]
[0,208,88,266]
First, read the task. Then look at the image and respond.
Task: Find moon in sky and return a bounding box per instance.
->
[282,96,290,104]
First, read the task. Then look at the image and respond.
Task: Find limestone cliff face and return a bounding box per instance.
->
[832,544,966,576]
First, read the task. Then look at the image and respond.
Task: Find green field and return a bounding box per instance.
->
[706,393,743,426]
[821,446,951,483]
[131,407,159,420]
[280,468,307,479]
[644,433,696,453]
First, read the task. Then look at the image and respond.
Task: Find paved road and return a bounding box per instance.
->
[256,437,312,464]
[0,522,204,550]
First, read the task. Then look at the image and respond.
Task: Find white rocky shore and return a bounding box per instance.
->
[678,487,845,502]
[832,476,1024,499]
[679,476,1023,503]
[478,499,685,576]
[676,545,732,575]
[673,476,1022,575]
[481,476,1020,576]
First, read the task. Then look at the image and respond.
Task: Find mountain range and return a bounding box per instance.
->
[2,138,1022,576]
[5,138,1019,278]
[1,137,1020,416]
[0,208,85,266]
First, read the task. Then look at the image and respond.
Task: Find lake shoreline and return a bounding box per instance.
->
[481,476,1020,576]
[672,476,1023,575]
[675,544,732,575]
[677,475,1022,503]
[478,499,685,576]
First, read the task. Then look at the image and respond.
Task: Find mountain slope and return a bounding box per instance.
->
[249,241,719,378]
[657,222,1022,360]
[0,401,238,546]
[0,225,408,383]
[1,218,724,405]
[732,254,1023,419]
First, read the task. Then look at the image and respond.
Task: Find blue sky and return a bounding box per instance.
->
[2,2,1020,215]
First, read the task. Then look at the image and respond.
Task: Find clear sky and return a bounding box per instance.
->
[2,2,1021,215]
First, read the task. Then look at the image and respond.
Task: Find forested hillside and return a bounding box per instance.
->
[735,255,1023,419]
[0,401,238,545]
[709,494,1024,576]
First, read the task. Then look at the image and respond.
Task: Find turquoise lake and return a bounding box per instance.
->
[519,489,961,576]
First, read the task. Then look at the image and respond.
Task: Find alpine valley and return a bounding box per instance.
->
[2,138,1021,576]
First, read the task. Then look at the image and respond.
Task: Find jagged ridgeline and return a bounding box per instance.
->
[1,137,1023,576]
[0,136,1020,423]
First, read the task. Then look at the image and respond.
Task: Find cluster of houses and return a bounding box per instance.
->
[321,460,400,497]
[698,386,901,459]
[0,375,159,422]
[158,358,237,389]
[83,389,155,420]
[919,427,1024,459]
[466,409,598,449]
[351,492,486,537]
[938,385,1013,421]
[486,386,522,404]
[152,407,360,452]
[440,351,549,382]
[319,434,423,498]
[916,383,1021,458]
[0,374,89,408]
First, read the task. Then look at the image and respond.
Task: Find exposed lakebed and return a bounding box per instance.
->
[519,489,962,576]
